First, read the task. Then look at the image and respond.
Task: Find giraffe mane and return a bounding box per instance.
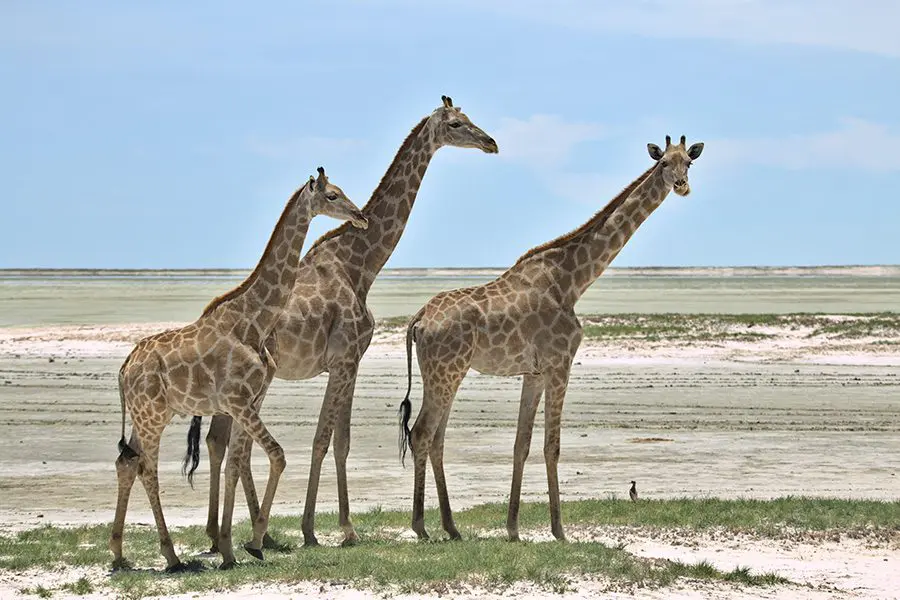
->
[201,185,307,317]
[304,116,430,254]
[512,162,659,266]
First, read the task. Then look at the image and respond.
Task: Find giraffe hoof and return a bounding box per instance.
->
[302,537,320,549]
[243,544,264,561]
[218,560,237,571]
[448,532,462,541]
[340,536,359,548]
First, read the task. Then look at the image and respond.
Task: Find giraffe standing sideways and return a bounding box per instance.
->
[399,136,704,541]
[110,168,367,570]
[185,96,498,549]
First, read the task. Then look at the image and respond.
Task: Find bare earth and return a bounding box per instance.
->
[1,321,898,599]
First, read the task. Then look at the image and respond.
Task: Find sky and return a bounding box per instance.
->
[2,1,899,269]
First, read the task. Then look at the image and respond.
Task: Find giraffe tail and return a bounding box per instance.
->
[182,416,203,489]
[398,307,425,467]
[116,364,138,460]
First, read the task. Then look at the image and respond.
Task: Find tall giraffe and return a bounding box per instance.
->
[398,136,704,541]
[110,168,367,570]
[187,96,498,549]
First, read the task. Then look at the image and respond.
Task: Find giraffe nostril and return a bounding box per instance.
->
[675,179,686,187]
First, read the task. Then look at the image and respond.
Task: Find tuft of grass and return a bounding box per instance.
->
[23,585,53,598]
[62,576,94,595]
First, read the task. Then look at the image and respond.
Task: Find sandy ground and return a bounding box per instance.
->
[1,322,899,599]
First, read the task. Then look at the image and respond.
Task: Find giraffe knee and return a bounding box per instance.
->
[269,445,286,475]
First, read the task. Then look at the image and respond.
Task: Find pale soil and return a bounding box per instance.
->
[1,321,899,599]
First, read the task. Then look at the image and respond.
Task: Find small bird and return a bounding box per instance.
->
[629,480,638,502]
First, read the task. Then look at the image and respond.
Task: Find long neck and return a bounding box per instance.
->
[511,163,670,307]
[201,188,312,345]
[305,118,439,298]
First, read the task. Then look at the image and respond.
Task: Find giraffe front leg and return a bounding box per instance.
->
[301,368,352,547]
[507,374,543,542]
[331,364,361,547]
[204,414,231,553]
[543,367,573,542]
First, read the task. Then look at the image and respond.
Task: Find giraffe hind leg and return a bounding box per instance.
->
[109,437,140,568]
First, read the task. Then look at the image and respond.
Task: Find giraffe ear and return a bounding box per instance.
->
[307,176,315,191]
[647,143,664,161]
[441,95,453,108]
[315,166,327,191]
[687,142,704,159]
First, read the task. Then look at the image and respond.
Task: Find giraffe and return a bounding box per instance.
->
[109,167,367,570]
[398,135,704,541]
[185,95,498,550]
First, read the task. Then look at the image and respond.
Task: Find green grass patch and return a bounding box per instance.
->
[4,497,897,596]
[379,312,900,343]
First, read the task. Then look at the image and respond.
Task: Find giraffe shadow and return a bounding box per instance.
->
[110,558,208,577]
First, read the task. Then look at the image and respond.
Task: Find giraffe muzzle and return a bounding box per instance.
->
[673,180,691,196]
[350,212,369,229]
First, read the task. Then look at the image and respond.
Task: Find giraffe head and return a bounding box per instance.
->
[305,167,368,229]
[647,135,704,196]
[426,95,499,154]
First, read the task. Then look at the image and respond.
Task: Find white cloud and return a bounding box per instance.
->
[246,136,367,161]
[468,0,900,58]
[708,119,900,172]
[494,115,606,169]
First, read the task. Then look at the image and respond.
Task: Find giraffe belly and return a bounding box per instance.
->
[470,345,538,377]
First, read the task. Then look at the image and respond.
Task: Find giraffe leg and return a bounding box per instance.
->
[410,369,465,540]
[204,414,231,553]
[232,409,286,560]
[237,439,281,549]
[331,365,361,547]
[301,366,353,547]
[134,428,183,570]
[506,374,544,542]
[218,420,245,568]
[543,366,573,542]
[429,410,461,540]
[109,433,140,567]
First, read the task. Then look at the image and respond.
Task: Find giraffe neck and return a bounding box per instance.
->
[307,118,439,298]
[509,163,669,307]
[202,187,312,346]
[559,165,669,303]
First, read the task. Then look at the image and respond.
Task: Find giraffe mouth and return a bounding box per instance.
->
[673,183,691,196]
[350,212,369,229]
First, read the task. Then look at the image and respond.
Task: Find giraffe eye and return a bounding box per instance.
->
[449,121,462,129]
[326,193,338,201]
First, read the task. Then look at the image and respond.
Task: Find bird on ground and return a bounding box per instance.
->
[629,481,638,502]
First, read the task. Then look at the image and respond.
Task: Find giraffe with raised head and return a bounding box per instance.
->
[186,95,498,550]
[110,168,367,570]
[398,135,704,541]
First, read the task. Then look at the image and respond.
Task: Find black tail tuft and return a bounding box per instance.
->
[398,396,412,467]
[182,416,202,489]
[118,436,138,460]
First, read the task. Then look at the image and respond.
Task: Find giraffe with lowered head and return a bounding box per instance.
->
[185,95,498,550]
[398,135,704,541]
[110,168,367,570]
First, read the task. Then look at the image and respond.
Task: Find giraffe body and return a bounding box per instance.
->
[399,136,704,542]
[194,96,498,549]
[110,169,366,570]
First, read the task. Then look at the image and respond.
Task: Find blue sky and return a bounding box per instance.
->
[2,1,899,269]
